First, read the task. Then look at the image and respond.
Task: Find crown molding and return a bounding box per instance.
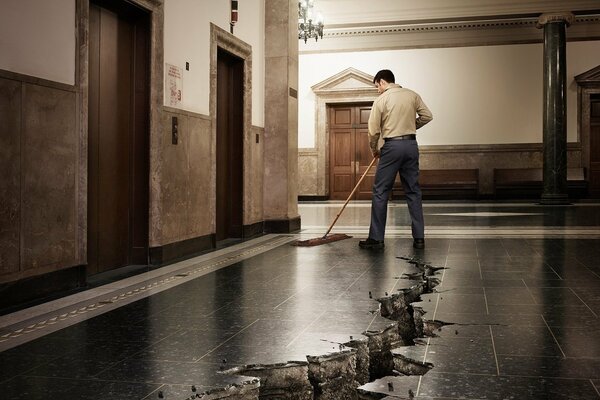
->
[299,14,600,54]
[315,0,600,25]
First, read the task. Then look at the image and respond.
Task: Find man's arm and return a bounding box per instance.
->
[415,94,433,129]
[368,101,382,156]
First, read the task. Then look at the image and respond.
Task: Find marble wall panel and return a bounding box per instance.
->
[298,143,582,197]
[187,115,212,238]
[298,152,318,195]
[0,78,21,275]
[21,83,77,271]
[160,110,191,245]
[245,125,264,224]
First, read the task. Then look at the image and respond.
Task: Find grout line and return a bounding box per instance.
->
[431,267,447,322]
[489,325,500,376]
[365,313,378,332]
[482,287,490,315]
[286,309,328,348]
[568,288,599,318]
[196,319,260,361]
[541,315,567,359]
[422,337,431,364]
[590,379,600,398]
[415,375,423,397]
[427,369,600,381]
[140,384,167,400]
[545,264,564,280]
[521,279,538,305]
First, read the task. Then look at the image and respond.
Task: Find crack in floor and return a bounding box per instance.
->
[178,255,452,400]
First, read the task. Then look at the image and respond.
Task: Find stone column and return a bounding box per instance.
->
[263,0,301,232]
[537,12,574,205]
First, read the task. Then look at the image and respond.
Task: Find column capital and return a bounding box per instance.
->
[536,12,575,29]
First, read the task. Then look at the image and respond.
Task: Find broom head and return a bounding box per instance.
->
[292,233,352,247]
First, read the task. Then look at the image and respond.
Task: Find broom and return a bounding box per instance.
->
[293,157,378,247]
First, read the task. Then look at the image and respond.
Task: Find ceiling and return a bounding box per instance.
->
[314,0,600,27]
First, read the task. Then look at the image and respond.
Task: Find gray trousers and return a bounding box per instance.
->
[368,139,425,241]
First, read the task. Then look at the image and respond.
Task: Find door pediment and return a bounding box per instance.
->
[312,67,377,94]
[575,65,600,87]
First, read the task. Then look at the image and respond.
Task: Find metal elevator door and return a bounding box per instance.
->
[88,1,150,275]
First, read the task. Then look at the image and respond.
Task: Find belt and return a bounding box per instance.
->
[384,134,416,141]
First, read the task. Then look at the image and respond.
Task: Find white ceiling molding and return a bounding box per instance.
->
[299,14,600,54]
[315,0,600,25]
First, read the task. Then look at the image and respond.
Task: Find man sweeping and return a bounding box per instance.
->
[359,69,433,250]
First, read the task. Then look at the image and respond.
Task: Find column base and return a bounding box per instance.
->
[539,193,570,205]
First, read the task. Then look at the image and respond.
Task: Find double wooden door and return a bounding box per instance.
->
[329,104,375,200]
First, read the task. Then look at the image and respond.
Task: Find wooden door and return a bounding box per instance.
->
[590,94,600,196]
[216,49,244,241]
[329,104,375,200]
[88,1,149,275]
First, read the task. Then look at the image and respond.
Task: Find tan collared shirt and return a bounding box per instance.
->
[368,83,433,153]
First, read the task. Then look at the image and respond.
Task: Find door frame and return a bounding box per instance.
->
[575,65,600,195]
[216,48,245,240]
[76,0,163,266]
[209,24,252,238]
[309,68,378,197]
[86,0,151,274]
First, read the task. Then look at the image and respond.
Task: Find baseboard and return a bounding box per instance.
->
[298,195,329,201]
[264,216,301,233]
[0,265,85,315]
[149,234,215,266]
[243,221,265,239]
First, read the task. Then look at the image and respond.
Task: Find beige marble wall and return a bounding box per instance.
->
[264,0,299,222]
[298,151,318,195]
[0,78,21,275]
[160,109,212,245]
[22,83,78,271]
[0,74,79,284]
[246,125,265,224]
[298,142,583,196]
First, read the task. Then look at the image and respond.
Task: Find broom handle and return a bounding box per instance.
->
[322,157,378,238]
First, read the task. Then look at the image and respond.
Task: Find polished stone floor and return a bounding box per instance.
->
[1,201,600,399]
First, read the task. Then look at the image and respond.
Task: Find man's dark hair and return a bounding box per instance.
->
[373,69,395,84]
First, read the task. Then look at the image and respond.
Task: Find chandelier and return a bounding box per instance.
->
[298,0,324,43]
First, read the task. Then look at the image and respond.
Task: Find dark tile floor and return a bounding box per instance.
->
[1,202,600,399]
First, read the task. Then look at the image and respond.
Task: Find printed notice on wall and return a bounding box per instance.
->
[166,63,182,106]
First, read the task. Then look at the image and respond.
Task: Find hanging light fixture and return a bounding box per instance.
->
[298,0,324,43]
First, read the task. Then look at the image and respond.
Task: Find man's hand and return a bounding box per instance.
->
[371,150,380,159]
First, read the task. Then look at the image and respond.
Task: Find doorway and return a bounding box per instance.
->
[216,49,244,241]
[88,0,150,275]
[329,103,374,200]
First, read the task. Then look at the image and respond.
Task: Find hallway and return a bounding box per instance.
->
[1,201,600,399]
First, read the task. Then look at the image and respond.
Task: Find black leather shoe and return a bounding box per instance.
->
[359,238,385,249]
[413,239,425,249]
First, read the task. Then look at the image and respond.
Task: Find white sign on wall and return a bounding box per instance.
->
[166,63,183,106]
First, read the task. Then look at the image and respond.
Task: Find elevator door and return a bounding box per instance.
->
[329,104,374,200]
[88,1,149,275]
[216,49,244,241]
